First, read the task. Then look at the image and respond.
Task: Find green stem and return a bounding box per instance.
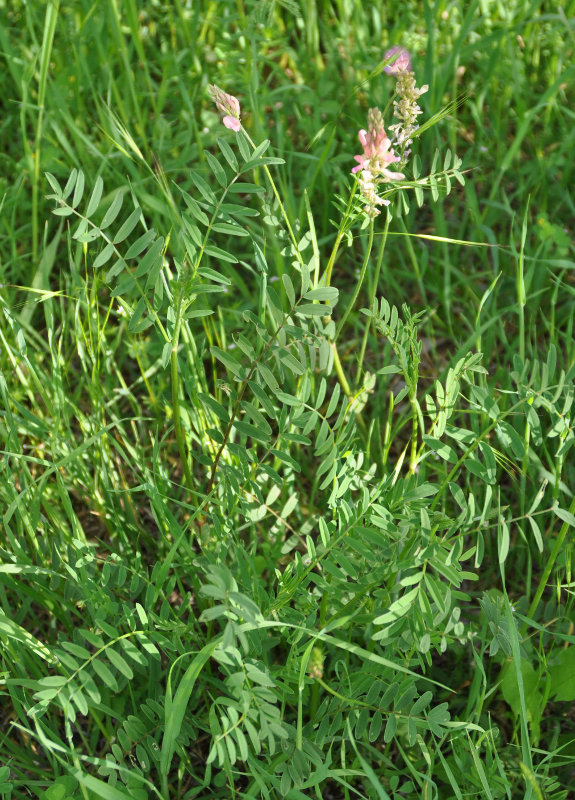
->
[323,185,358,288]
[334,220,375,342]
[331,343,352,398]
[241,129,304,267]
[524,493,575,628]
[310,592,329,719]
[324,229,346,288]
[170,290,195,495]
[408,394,419,475]
[32,0,60,265]
[356,213,390,382]
[517,200,529,363]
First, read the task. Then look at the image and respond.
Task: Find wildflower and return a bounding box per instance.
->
[207,84,241,131]
[383,47,428,162]
[351,107,404,217]
[383,45,412,75]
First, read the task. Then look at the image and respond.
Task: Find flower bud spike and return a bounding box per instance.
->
[208,84,241,131]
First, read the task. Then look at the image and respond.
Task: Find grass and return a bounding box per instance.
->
[0,1,574,798]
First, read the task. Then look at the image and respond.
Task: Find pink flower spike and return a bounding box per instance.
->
[208,83,241,130]
[351,107,404,217]
[383,46,412,75]
[223,115,241,132]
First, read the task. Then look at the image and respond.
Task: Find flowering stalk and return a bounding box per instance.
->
[383,46,428,164]
[337,108,402,342]
[208,83,304,271]
[335,220,375,341]
[355,211,390,383]
[351,108,404,217]
[207,83,241,131]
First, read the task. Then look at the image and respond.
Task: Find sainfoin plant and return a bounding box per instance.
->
[3,38,574,800]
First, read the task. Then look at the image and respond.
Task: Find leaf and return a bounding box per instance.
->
[62,641,91,660]
[278,350,305,375]
[410,690,433,716]
[80,629,104,648]
[368,711,383,742]
[227,182,265,195]
[52,206,74,216]
[211,346,244,377]
[93,243,116,269]
[37,675,68,688]
[86,175,104,216]
[548,647,575,701]
[282,274,296,307]
[426,702,451,736]
[100,191,124,229]
[124,228,156,259]
[527,515,543,553]
[134,236,164,278]
[113,208,141,244]
[233,420,270,444]
[500,659,542,743]
[372,587,419,627]
[45,172,62,196]
[270,448,301,472]
[217,138,238,172]
[182,192,210,225]
[70,769,135,800]
[92,658,118,690]
[211,221,247,237]
[498,518,510,564]
[256,364,279,391]
[72,170,85,208]
[189,170,217,204]
[119,638,147,667]
[197,266,231,285]
[553,505,575,528]
[423,435,456,462]
[383,714,397,743]
[161,641,219,779]
[303,287,338,303]
[106,647,134,679]
[63,169,78,199]
[205,152,227,187]
[204,244,238,264]
[251,140,271,159]
[275,391,302,407]
[296,303,330,317]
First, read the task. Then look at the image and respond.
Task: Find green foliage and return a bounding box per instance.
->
[1,2,574,800]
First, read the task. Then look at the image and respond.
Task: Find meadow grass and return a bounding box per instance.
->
[0,1,574,798]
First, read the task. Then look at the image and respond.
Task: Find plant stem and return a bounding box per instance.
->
[524,493,575,629]
[408,394,419,475]
[356,213,390,382]
[241,129,304,268]
[170,288,195,495]
[517,200,530,363]
[32,0,60,265]
[334,220,375,342]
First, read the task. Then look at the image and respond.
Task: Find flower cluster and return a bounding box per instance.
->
[383,46,428,161]
[383,45,413,75]
[207,84,241,131]
[351,107,405,217]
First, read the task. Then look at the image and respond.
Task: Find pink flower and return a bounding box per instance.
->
[383,46,412,75]
[222,115,241,132]
[351,108,404,217]
[382,49,428,163]
[208,84,241,131]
